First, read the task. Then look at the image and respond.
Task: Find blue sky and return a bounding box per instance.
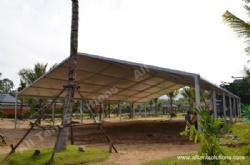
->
[0,0,249,89]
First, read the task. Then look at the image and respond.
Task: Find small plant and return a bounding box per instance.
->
[242,104,250,120]
[194,106,225,165]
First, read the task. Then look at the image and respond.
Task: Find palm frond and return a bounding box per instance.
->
[223,10,250,44]
[244,5,250,17]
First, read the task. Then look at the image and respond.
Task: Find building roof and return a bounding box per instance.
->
[0,94,20,103]
[232,79,243,84]
[163,103,177,108]
[17,53,239,103]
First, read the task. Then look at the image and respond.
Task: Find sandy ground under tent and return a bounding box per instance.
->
[0,118,199,165]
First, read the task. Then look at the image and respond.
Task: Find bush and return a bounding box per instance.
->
[194,106,225,165]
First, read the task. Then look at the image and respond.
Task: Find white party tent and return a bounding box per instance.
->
[16,52,241,123]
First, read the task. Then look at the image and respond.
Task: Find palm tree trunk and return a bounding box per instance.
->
[54,0,79,152]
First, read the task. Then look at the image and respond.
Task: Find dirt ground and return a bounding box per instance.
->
[0,118,199,165]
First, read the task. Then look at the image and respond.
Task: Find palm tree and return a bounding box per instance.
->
[166,89,179,119]
[18,63,48,85]
[223,0,250,54]
[18,63,48,123]
[200,89,211,106]
[181,87,195,110]
[54,0,79,153]
[181,87,212,109]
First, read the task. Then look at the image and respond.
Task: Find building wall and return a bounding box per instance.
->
[0,109,22,115]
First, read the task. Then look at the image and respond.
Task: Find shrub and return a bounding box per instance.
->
[194,106,225,165]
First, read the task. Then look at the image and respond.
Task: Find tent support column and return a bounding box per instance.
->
[108,102,111,118]
[80,100,83,124]
[233,98,236,122]
[14,94,18,129]
[118,102,121,122]
[237,98,240,121]
[212,91,217,118]
[229,96,233,123]
[238,99,241,120]
[223,93,226,121]
[101,103,105,122]
[132,102,135,119]
[52,101,56,126]
[193,75,201,130]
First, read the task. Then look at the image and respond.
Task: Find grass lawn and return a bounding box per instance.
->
[1,145,110,165]
[144,121,250,165]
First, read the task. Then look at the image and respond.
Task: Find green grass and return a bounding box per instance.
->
[2,145,110,165]
[228,122,250,143]
[144,121,250,165]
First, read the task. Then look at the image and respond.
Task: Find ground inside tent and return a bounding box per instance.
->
[0,118,199,164]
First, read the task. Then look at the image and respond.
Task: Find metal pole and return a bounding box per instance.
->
[233,98,236,122]
[102,103,105,122]
[193,75,200,130]
[212,91,217,118]
[80,100,83,124]
[118,102,121,122]
[238,99,242,120]
[223,92,226,121]
[14,94,18,129]
[229,96,233,123]
[52,101,55,126]
[132,102,135,119]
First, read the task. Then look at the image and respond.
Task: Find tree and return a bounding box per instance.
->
[54,0,79,153]
[181,87,195,110]
[200,89,211,106]
[223,0,250,55]
[0,78,14,94]
[166,89,179,119]
[195,107,224,165]
[0,72,15,95]
[18,63,48,122]
[18,63,48,85]
[220,78,250,96]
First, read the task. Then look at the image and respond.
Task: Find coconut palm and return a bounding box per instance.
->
[200,89,211,106]
[54,0,79,153]
[223,0,250,54]
[181,87,195,110]
[18,63,48,85]
[166,89,179,119]
[18,63,48,122]
[181,87,211,108]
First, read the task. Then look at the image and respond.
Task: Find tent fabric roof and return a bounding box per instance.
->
[17,53,239,102]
